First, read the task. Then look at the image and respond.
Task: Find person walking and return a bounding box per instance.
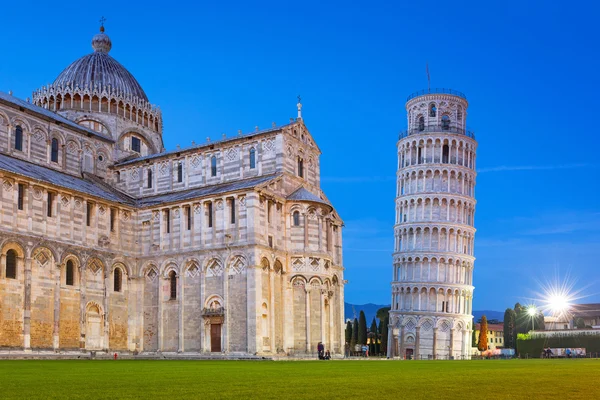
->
[344,342,350,358]
[317,342,324,360]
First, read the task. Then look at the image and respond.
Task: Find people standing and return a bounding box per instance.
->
[317,342,324,360]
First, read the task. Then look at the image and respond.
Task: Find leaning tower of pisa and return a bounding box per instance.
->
[387,89,477,360]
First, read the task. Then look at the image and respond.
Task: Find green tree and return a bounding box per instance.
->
[369,318,378,355]
[376,307,391,321]
[358,311,368,345]
[503,308,516,349]
[351,318,358,348]
[477,315,488,352]
[471,317,476,347]
[345,321,352,345]
[575,317,585,329]
[380,316,389,355]
[534,311,545,331]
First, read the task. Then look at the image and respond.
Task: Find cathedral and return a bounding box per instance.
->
[0,25,345,356]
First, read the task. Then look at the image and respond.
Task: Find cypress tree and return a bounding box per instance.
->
[345,321,352,345]
[535,311,545,331]
[471,316,476,347]
[380,315,389,355]
[369,318,378,355]
[477,315,488,352]
[376,307,391,321]
[351,317,358,348]
[358,311,368,345]
[503,308,516,349]
[513,303,523,351]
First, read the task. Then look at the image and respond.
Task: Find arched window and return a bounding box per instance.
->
[418,116,425,131]
[147,169,152,188]
[6,249,17,279]
[442,115,450,130]
[442,144,450,163]
[177,162,183,183]
[51,138,59,163]
[298,157,304,178]
[131,136,141,153]
[115,171,121,183]
[457,107,463,121]
[249,148,256,169]
[66,260,74,286]
[169,271,177,299]
[211,156,217,177]
[78,119,109,135]
[14,126,23,151]
[293,211,300,226]
[114,268,122,292]
[429,103,437,117]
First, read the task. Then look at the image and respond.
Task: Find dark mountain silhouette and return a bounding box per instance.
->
[345,303,503,324]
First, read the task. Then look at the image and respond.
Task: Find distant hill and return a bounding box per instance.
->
[345,303,503,324]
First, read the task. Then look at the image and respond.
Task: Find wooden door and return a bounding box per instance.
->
[86,314,102,350]
[210,324,222,352]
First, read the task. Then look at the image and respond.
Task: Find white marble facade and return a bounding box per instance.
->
[0,27,344,356]
[388,90,477,360]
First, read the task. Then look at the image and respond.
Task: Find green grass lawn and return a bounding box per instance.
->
[0,359,598,399]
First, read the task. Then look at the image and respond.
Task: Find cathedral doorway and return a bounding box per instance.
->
[405,348,414,360]
[210,324,222,352]
[85,303,103,350]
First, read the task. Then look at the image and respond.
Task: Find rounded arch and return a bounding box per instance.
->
[308,276,323,286]
[117,129,157,154]
[61,252,81,268]
[49,129,66,144]
[1,240,26,258]
[111,261,129,276]
[31,125,48,140]
[162,261,179,277]
[85,301,103,315]
[204,255,224,272]
[11,117,31,133]
[30,244,58,263]
[0,109,10,125]
[260,257,270,270]
[204,294,224,309]
[290,275,307,285]
[273,259,284,274]
[227,254,247,275]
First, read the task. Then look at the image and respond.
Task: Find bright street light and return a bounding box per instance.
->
[547,294,570,314]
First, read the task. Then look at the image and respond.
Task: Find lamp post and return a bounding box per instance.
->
[527,306,537,331]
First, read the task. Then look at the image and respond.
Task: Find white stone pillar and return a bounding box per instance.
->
[305,288,311,353]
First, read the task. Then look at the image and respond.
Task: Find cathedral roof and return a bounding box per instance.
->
[287,187,330,206]
[52,27,148,102]
[138,174,280,207]
[0,153,134,205]
[0,151,280,208]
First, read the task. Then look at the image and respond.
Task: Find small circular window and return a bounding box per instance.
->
[98,155,104,162]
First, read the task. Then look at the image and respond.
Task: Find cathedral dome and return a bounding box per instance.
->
[52,26,148,102]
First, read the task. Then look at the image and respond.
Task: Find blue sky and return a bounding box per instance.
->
[1,0,598,311]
